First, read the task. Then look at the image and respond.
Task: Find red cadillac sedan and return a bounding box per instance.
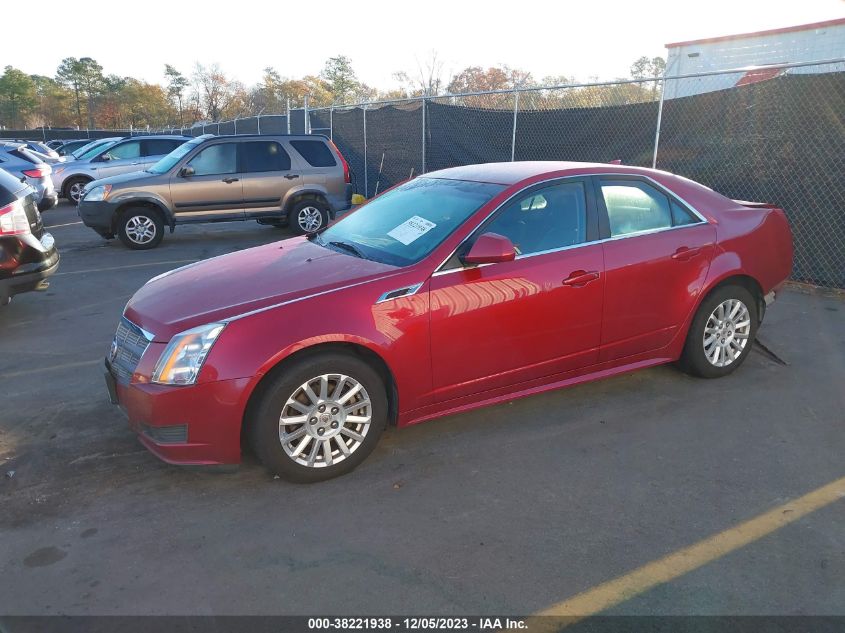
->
[105,162,793,482]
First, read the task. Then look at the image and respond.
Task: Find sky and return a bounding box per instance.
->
[6,0,844,89]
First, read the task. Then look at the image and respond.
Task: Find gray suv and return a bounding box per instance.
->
[78,134,353,249]
[53,135,190,203]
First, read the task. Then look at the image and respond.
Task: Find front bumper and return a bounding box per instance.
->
[104,359,250,466]
[78,199,119,234]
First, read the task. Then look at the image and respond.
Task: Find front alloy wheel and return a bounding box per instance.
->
[66,179,88,204]
[117,208,164,250]
[279,373,372,468]
[249,352,387,482]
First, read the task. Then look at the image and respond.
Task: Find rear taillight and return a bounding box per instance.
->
[22,165,51,178]
[328,139,351,184]
[0,201,31,236]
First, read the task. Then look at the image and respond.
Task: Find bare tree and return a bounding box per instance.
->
[191,63,235,122]
[393,51,449,97]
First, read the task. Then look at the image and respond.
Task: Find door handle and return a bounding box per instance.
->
[562,270,600,287]
[222,177,239,184]
[672,246,701,261]
[284,174,300,180]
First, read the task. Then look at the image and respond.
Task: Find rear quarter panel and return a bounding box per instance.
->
[705,205,794,294]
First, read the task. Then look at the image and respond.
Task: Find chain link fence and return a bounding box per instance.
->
[4,59,843,288]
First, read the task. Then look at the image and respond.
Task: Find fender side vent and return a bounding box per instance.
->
[376,283,423,304]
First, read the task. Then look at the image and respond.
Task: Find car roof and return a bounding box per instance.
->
[424,160,721,186]
[208,134,329,141]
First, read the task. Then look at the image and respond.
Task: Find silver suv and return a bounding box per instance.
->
[77,134,353,249]
[0,142,58,211]
[52,135,190,203]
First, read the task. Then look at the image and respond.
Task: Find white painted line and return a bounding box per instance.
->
[54,259,198,276]
[43,221,83,228]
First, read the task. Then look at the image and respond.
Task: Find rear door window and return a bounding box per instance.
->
[599,180,673,237]
[143,139,184,156]
[241,141,291,172]
[290,140,336,167]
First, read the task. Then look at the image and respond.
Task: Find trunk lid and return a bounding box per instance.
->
[21,187,43,239]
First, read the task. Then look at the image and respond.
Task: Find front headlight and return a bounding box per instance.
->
[83,184,111,201]
[152,322,226,385]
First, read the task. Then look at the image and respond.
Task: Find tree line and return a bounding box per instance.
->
[0,54,666,130]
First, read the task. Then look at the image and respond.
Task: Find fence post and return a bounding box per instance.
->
[202,123,206,134]
[652,75,667,169]
[329,106,334,140]
[286,99,291,134]
[234,116,238,135]
[257,114,261,135]
[421,96,427,174]
[363,104,368,198]
[304,95,310,134]
[510,91,520,162]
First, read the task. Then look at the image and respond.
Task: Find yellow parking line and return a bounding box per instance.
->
[535,475,845,621]
[0,359,101,379]
[54,259,197,276]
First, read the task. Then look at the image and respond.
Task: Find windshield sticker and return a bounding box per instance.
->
[387,215,436,245]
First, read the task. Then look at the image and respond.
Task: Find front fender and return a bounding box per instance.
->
[110,192,174,225]
[202,276,433,416]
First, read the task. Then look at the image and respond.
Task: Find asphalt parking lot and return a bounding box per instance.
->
[1,200,843,616]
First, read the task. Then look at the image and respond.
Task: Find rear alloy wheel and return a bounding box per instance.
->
[117,208,164,250]
[679,285,758,378]
[249,352,387,482]
[65,178,90,204]
[290,199,328,235]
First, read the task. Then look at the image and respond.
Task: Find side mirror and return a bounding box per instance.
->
[462,232,517,265]
[179,166,195,177]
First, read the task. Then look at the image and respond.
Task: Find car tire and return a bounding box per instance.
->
[289,199,329,235]
[64,177,90,204]
[117,207,164,250]
[248,352,388,483]
[679,285,758,379]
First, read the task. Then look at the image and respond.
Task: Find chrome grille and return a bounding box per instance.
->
[108,317,152,382]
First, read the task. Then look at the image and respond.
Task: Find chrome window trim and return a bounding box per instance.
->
[375,282,424,304]
[124,317,155,342]
[431,172,709,277]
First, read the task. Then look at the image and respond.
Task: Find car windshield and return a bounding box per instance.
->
[147,138,203,174]
[314,177,505,266]
[75,140,117,160]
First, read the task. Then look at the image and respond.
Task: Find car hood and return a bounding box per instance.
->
[86,170,153,189]
[124,237,401,341]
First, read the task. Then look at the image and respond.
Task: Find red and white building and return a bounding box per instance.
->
[663,18,845,98]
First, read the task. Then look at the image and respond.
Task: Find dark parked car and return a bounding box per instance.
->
[0,168,59,306]
[79,134,353,249]
[53,139,93,156]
